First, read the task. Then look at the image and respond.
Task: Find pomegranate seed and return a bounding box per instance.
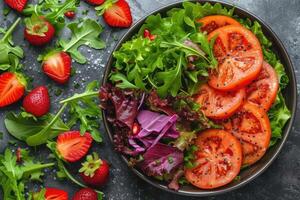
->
[64,11,76,19]
[132,122,141,135]
[143,29,156,41]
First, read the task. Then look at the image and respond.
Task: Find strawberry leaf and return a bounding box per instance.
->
[58,19,105,64]
[24,15,49,37]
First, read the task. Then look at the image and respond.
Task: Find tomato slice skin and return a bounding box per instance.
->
[207,25,263,91]
[223,102,271,166]
[185,129,242,189]
[246,61,279,111]
[198,15,241,34]
[195,84,245,119]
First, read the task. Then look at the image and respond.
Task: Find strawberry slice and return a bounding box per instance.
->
[4,0,27,12]
[57,131,93,162]
[86,0,105,5]
[0,72,26,108]
[103,0,132,28]
[42,51,71,84]
[24,15,55,46]
[44,188,68,200]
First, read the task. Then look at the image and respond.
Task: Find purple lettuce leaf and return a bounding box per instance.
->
[140,143,184,177]
[99,84,139,128]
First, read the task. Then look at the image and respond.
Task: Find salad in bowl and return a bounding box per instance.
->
[100,1,294,194]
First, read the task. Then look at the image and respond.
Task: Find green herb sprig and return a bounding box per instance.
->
[0,148,54,200]
[5,81,102,146]
[0,18,23,72]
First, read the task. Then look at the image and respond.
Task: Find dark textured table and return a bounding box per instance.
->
[0,0,300,199]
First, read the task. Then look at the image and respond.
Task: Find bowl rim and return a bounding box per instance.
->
[101,0,297,196]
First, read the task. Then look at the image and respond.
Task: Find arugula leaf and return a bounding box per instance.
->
[5,81,102,145]
[4,111,69,145]
[60,81,102,142]
[23,0,79,31]
[156,53,183,97]
[0,18,23,72]
[0,148,54,200]
[58,19,106,64]
[112,2,220,98]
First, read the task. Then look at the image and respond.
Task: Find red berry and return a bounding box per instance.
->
[85,0,105,5]
[132,122,140,135]
[57,131,93,162]
[64,11,76,19]
[42,51,72,84]
[103,0,132,28]
[79,153,110,187]
[0,72,26,108]
[23,86,50,117]
[4,0,27,12]
[44,188,68,200]
[143,29,156,40]
[24,16,55,46]
[72,188,98,200]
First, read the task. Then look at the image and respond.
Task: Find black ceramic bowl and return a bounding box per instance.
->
[102,0,297,196]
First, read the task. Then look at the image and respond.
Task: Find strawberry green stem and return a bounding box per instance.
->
[23,163,55,174]
[60,162,103,196]
[1,17,21,42]
[59,91,99,104]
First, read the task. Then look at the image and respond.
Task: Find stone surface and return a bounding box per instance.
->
[0,0,300,199]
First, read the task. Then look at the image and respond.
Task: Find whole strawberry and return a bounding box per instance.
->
[72,188,99,200]
[4,0,27,12]
[79,153,110,187]
[24,15,55,46]
[23,86,50,117]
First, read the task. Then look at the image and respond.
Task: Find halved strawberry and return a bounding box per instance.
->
[102,0,132,28]
[42,51,71,84]
[44,188,68,200]
[24,15,55,46]
[0,72,26,108]
[23,86,50,117]
[57,131,93,162]
[4,0,27,12]
[86,0,105,6]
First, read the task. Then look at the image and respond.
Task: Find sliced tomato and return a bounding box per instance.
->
[207,25,263,91]
[223,102,271,165]
[195,84,245,119]
[198,15,241,33]
[246,61,279,111]
[185,129,242,189]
